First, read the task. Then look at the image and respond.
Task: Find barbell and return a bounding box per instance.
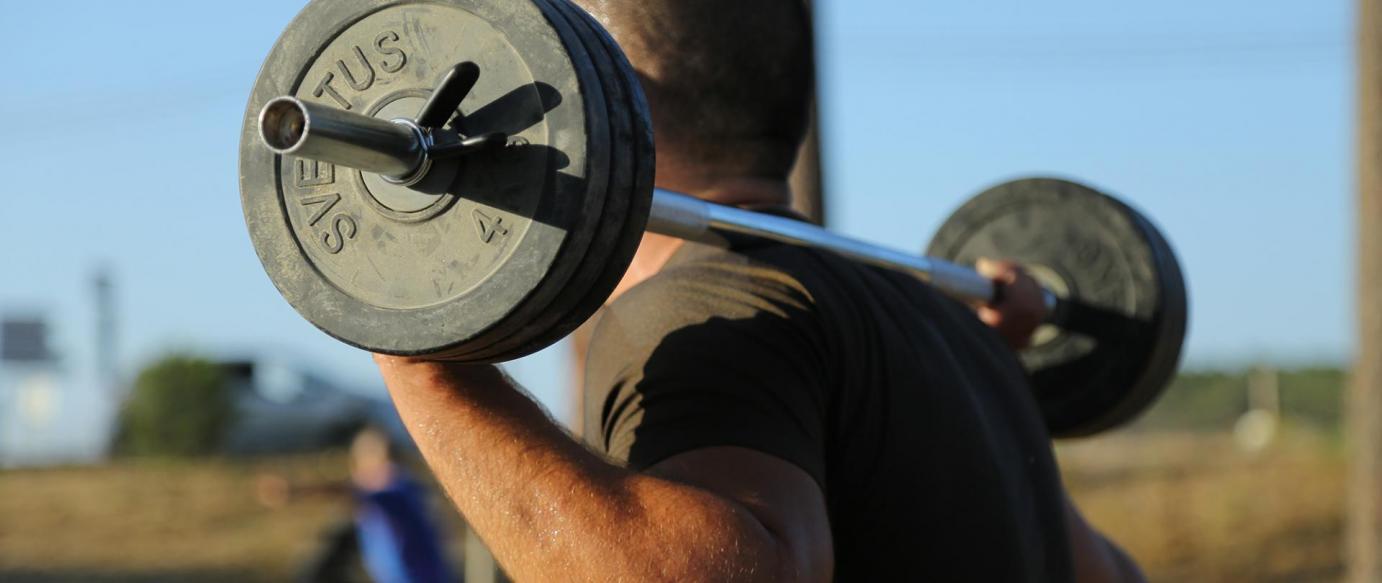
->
[240,0,1187,436]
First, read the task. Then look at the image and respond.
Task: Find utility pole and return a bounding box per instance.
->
[1350,0,1382,580]
[93,269,117,393]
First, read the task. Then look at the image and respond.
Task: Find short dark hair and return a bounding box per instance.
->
[577,0,815,178]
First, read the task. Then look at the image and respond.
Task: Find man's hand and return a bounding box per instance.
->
[975,258,1047,350]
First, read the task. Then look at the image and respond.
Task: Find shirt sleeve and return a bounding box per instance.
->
[583,254,832,490]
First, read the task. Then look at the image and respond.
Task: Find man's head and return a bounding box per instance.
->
[576,0,815,182]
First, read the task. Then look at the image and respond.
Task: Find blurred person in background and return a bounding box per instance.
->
[256,426,455,583]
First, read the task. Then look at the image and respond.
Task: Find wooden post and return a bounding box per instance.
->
[1350,0,1382,580]
[1248,366,1280,418]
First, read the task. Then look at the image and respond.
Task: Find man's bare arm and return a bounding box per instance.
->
[978,259,1147,582]
[1065,494,1147,583]
[374,356,833,583]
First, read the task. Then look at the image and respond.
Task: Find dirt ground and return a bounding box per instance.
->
[0,430,1347,582]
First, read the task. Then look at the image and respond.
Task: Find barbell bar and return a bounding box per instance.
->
[257,94,1059,319]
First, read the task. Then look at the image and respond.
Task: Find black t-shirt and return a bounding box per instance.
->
[584,234,1072,582]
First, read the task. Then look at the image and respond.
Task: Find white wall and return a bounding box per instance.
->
[0,365,114,468]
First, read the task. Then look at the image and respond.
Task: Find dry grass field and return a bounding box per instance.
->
[0,429,1347,582]
[1060,430,1346,582]
[0,454,469,582]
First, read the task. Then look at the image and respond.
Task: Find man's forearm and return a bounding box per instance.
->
[1063,494,1146,583]
[374,357,791,583]
[1101,537,1145,583]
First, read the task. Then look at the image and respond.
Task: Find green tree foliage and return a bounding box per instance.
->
[1133,366,1346,433]
[117,355,233,457]
[1137,371,1249,430]
[1278,367,1347,429]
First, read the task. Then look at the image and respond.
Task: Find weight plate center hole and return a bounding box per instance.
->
[361,94,459,218]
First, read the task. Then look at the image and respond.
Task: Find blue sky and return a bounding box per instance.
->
[0,0,1353,416]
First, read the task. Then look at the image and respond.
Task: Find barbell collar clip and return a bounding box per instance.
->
[416,62,482,130]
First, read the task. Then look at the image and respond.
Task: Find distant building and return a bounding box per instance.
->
[0,315,113,467]
[2,318,54,363]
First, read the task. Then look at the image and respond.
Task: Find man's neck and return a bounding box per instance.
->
[672,176,793,209]
[608,175,793,303]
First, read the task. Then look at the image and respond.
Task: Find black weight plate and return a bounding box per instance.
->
[538,0,654,337]
[414,0,615,360]
[456,0,637,361]
[241,0,608,356]
[498,0,654,360]
[926,178,1187,437]
[432,0,619,361]
[444,0,633,362]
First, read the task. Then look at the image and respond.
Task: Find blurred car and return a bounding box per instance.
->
[219,358,394,455]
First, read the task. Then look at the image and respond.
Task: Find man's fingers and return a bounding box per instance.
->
[975,257,1005,283]
[976,306,1002,327]
[976,258,1025,302]
[373,353,440,368]
[972,257,1044,350]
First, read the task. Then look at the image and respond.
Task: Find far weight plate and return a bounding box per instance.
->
[927,178,1188,437]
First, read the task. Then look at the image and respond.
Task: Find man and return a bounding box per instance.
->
[374,1,1144,580]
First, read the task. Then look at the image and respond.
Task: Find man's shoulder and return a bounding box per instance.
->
[604,241,818,328]
[581,241,838,477]
[589,237,936,357]
[584,242,827,385]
